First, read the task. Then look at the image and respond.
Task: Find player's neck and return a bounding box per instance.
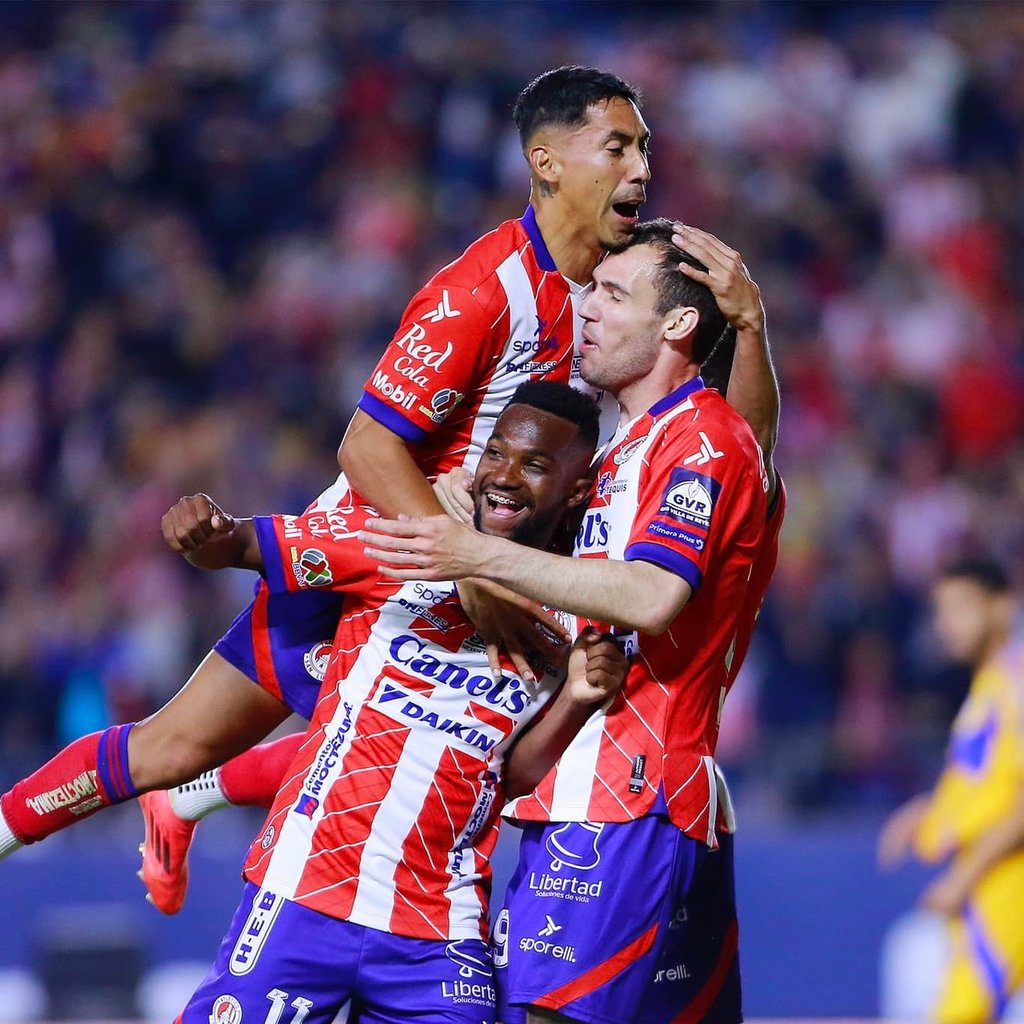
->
[977,626,1012,670]
[615,365,700,425]
[532,199,602,285]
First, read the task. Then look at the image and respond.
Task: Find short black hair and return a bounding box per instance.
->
[513,66,641,148]
[621,219,728,366]
[938,557,1011,594]
[504,380,601,452]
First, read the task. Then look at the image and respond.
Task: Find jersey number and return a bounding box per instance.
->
[265,989,314,1024]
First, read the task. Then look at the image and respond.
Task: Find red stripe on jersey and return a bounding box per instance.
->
[294,704,415,916]
[251,582,284,703]
[533,920,660,1011]
[389,745,489,940]
[670,919,739,1024]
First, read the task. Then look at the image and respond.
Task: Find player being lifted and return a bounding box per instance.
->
[363,219,785,1024]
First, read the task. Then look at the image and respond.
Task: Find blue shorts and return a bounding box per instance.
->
[179,882,496,1024]
[214,582,345,720]
[494,819,740,1024]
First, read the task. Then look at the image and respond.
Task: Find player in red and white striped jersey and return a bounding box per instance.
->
[170,383,629,1023]
[363,220,782,1024]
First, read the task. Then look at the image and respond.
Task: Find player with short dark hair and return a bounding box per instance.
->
[879,558,1024,1024]
[168,385,626,1024]
[363,222,785,1024]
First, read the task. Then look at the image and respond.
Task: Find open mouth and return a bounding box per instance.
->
[612,202,641,224]
[484,492,529,521]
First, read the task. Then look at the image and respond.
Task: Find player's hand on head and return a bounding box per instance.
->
[670,223,764,335]
[433,468,475,525]
[161,494,236,553]
[566,627,629,706]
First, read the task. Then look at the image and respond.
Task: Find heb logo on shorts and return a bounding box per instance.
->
[441,941,495,1007]
[229,888,283,976]
[528,822,605,902]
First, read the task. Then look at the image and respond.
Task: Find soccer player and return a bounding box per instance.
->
[169,382,628,1024]
[363,219,785,1024]
[878,559,1024,1024]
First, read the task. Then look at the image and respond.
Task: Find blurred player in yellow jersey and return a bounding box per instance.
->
[880,558,1024,1024]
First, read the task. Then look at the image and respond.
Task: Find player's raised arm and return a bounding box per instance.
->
[672,224,779,498]
[161,494,261,572]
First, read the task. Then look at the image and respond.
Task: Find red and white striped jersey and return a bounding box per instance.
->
[505,378,778,848]
[356,205,611,479]
[243,503,564,942]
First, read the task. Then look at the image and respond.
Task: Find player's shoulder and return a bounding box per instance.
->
[423,217,528,309]
[656,385,760,459]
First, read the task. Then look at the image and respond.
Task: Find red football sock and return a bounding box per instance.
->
[1,725,137,844]
[218,733,304,808]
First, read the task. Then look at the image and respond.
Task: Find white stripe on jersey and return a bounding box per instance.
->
[547,703,608,818]
[347,723,451,936]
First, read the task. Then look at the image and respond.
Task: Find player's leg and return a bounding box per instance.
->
[140,585,345,912]
[0,650,290,862]
[495,817,701,1024]
[177,883,360,1024]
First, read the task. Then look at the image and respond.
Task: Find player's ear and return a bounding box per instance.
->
[528,141,560,191]
[663,306,699,349]
[566,473,595,510]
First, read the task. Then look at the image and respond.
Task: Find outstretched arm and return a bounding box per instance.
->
[362,517,692,635]
[162,493,262,572]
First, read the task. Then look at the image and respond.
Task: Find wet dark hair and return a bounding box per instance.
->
[513,66,641,148]
[939,557,1011,594]
[621,219,729,366]
[504,380,601,452]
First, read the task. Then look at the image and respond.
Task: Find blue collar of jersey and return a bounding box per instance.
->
[521,205,558,273]
[649,376,706,417]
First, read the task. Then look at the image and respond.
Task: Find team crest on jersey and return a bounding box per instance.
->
[420,387,462,424]
[658,469,721,529]
[303,641,333,681]
[290,547,333,588]
[260,825,275,849]
[209,994,242,1024]
[613,437,647,465]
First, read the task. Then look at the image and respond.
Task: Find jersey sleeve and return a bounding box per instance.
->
[623,429,759,593]
[254,506,378,599]
[358,284,496,443]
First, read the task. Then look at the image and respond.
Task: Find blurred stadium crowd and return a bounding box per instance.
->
[1,0,1022,821]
